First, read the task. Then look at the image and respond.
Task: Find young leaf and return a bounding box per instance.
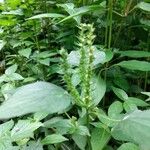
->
[91,127,111,150]
[116,60,150,71]
[41,134,68,145]
[112,86,128,101]
[0,82,71,119]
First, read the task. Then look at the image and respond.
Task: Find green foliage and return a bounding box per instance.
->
[0,0,149,149]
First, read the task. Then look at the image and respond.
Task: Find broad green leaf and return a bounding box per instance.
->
[18,48,32,58]
[0,82,71,119]
[117,50,150,58]
[72,134,87,150]
[91,76,106,105]
[112,86,128,101]
[0,120,14,136]
[11,120,42,141]
[116,60,150,71]
[117,143,140,150]
[136,2,150,12]
[91,127,111,150]
[27,13,65,20]
[111,110,150,149]
[108,101,123,118]
[5,64,18,75]
[41,134,68,145]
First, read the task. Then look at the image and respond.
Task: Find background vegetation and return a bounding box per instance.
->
[0,0,150,150]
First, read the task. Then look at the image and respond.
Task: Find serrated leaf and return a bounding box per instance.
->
[0,82,71,119]
[116,60,150,71]
[91,127,111,150]
[41,134,68,145]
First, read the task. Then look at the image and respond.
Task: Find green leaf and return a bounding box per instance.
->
[10,73,24,81]
[0,82,71,119]
[123,101,137,112]
[116,60,150,71]
[18,48,32,58]
[41,134,68,145]
[108,101,123,118]
[112,86,128,101]
[91,127,111,150]
[136,2,150,12]
[5,64,18,75]
[72,134,87,150]
[11,120,42,141]
[27,13,65,20]
[111,110,150,149]
[58,5,105,24]
[91,76,106,105]
[127,97,149,107]
[117,50,150,58]
[117,143,140,150]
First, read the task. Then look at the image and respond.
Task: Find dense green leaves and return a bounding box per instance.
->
[0,82,71,119]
